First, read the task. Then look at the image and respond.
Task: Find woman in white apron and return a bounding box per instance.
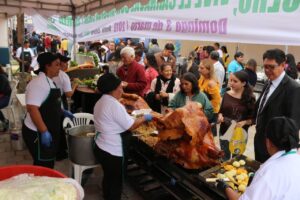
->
[93,73,153,200]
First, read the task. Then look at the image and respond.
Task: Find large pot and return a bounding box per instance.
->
[67,125,99,165]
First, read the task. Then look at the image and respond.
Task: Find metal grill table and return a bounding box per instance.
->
[126,136,226,200]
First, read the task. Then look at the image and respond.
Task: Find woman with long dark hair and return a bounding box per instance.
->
[217,70,255,160]
[221,46,230,68]
[244,59,257,87]
[169,72,214,121]
[143,53,159,95]
[285,54,298,79]
[0,67,11,130]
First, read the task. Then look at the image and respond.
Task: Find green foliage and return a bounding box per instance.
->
[86,52,99,67]
[77,52,99,67]
[70,60,78,67]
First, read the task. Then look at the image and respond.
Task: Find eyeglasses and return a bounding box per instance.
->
[263,64,279,70]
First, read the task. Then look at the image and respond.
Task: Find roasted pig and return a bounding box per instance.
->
[154,102,223,169]
[119,93,150,113]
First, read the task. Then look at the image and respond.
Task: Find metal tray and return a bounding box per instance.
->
[198,155,261,198]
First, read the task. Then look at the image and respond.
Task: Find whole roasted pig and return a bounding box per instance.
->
[154,102,224,169]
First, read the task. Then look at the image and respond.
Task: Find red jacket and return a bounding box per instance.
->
[44,36,51,48]
[117,61,147,96]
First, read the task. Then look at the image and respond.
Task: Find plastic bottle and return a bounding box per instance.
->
[229,127,247,155]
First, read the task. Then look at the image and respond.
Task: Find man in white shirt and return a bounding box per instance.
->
[106,41,115,61]
[210,51,225,90]
[101,39,109,53]
[15,40,35,72]
[214,42,223,58]
[52,53,77,160]
[53,54,78,101]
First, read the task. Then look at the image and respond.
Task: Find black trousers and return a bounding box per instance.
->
[0,95,10,122]
[219,139,231,161]
[94,145,123,200]
[22,125,55,168]
[56,116,68,160]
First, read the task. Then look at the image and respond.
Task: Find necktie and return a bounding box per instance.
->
[258,81,272,114]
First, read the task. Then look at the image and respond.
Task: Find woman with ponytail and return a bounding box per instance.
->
[217,70,255,160]
[219,116,300,200]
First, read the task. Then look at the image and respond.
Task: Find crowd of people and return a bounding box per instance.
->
[12,32,70,73]
[78,39,300,199]
[3,34,300,200]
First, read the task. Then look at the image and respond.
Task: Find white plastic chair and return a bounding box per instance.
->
[1,79,18,128]
[63,112,94,128]
[63,113,101,185]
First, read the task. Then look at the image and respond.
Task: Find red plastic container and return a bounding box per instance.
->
[0,165,66,180]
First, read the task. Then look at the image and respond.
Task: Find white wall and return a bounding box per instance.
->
[0,14,8,47]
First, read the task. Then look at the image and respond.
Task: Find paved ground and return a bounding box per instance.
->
[0,90,142,200]
[0,75,256,200]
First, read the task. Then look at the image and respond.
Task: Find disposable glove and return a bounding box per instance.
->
[216,179,229,192]
[41,131,52,147]
[63,109,75,120]
[144,114,153,122]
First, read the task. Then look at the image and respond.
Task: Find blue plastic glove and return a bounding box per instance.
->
[41,131,52,147]
[144,114,153,122]
[63,109,75,120]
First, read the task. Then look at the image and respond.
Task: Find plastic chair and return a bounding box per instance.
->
[63,113,101,185]
[1,79,18,128]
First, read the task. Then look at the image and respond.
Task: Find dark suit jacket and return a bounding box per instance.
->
[254,74,300,162]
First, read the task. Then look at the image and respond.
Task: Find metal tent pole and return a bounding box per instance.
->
[285,45,288,54]
[71,0,76,62]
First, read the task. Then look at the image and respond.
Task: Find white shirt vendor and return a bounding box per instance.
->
[16,47,35,59]
[94,94,134,157]
[24,72,56,131]
[214,61,225,89]
[53,70,72,95]
[240,149,300,200]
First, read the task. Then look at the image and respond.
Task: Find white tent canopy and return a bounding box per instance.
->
[0,0,130,16]
[1,0,300,46]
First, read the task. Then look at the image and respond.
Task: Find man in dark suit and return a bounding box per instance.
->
[254,49,300,163]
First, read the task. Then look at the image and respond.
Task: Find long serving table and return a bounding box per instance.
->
[126,135,226,200]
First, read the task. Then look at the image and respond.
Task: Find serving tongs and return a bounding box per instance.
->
[205,177,230,183]
[132,130,158,137]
